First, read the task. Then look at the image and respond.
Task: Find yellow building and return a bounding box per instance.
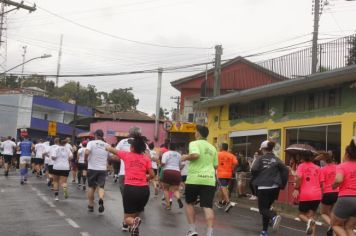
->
[198,65,356,163]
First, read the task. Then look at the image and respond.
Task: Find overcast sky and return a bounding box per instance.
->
[3,0,356,114]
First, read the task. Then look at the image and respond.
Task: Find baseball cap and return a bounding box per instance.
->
[260,140,269,150]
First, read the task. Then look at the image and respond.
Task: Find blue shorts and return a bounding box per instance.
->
[218,178,231,187]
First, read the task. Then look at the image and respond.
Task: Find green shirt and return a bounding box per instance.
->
[186,139,218,186]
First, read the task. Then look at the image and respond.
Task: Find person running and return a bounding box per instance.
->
[43,140,51,184]
[293,151,322,236]
[77,140,88,191]
[1,136,16,176]
[216,143,238,212]
[65,138,77,183]
[34,139,46,177]
[331,139,356,236]
[44,138,59,189]
[52,137,73,201]
[161,143,184,210]
[18,135,34,185]
[15,138,22,169]
[252,140,288,236]
[181,125,218,236]
[107,133,155,236]
[316,152,339,236]
[111,143,120,183]
[85,129,110,213]
[148,142,159,195]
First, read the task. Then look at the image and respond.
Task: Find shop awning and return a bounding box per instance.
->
[77,131,94,138]
[229,129,268,138]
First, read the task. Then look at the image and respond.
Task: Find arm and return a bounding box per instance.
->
[332,173,343,189]
[84,148,90,163]
[292,175,301,198]
[147,168,155,180]
[182,153,199,161]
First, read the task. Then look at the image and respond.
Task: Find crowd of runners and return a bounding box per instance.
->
[0,125,355,236]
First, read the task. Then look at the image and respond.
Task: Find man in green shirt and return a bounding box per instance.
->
[181,125,218,236]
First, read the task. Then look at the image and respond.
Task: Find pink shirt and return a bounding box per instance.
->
[296,162,322,201]
[321,163,339,193]
[116,151,152,186]
[336,161,356,197]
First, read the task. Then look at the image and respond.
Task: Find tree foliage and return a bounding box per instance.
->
[347,36,356,66]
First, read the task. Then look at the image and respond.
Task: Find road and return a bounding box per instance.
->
[0,169,329,236]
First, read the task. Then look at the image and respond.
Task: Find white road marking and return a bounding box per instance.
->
[65,218,80,228]
[80,232,90,236]
[46,201,56,208]
[55,209,65,217]
[250,207,259,212]
[280,225,305,233]
[31,187,37,191]
[0,189,4,193]
[41,196,49,202]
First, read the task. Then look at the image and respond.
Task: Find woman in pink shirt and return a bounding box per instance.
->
[331,140,356,236]
[107,134,155,236]
[316,152,339,236]
[293,151,322,236]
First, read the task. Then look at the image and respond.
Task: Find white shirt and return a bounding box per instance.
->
[65,143,74,153]
[16,142,21,154]
[181,160,189,176]
[116,138,131,176]
[87,140,110,171]
[162,151,181,172]
[35,143,46,159]
[53,146,72,170]
[77,147,86,164]
[44,143,51,164]
[149,149,158,169]
[48,144,59,166]
[1,140,16,155]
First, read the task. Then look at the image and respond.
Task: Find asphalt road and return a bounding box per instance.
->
[0,169,329,236]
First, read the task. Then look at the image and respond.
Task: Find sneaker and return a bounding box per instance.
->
[77,184,81,190]
[326,226,333,236]
[54,196,59,201]
[260,231,269,236]
[249,195,257,200]
[272,215,281,231]
[82,185,86,191]
[225,202,236,213]
[177,199,184,208]
[20,180,24,185]
[186,230,198,236]
[98,199,105,213]
[130,217,141,236]
[306,219,315,235]
[63,188,69,199]
[215,201,224,209]
[122,222,129,232]
[88,205,94,212]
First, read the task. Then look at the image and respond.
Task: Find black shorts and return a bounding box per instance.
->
[87,170,106,188]
[52,169,70,177]
[34,158,44,165]
[48,165,54,175]
[299,200,320,213]
[3,155,12,164]
[333,196,356,219]
[123,185,150,214]
[181,175,187,183]
[153,169,158,176]
[77,163,88,171]
[218,178,231,187]
[185,184,216,208]
[163,170,181,186]
[31,158,35,164]
[322,192,338,206]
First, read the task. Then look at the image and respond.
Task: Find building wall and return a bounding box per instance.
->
[206,82,356,161]
[90,121,166,146]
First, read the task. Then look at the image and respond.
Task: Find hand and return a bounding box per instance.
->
[292,189,299,199]
[182,155,189,161]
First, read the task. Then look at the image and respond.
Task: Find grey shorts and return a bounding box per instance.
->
[333,196,356,219]
[87,170,107,188]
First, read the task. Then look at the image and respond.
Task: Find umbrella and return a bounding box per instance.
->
[285,143,318,155]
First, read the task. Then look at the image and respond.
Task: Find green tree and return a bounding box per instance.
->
[347,36,356,66]
[107,88,139,111]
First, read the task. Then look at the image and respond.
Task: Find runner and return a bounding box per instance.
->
[34,139,46,177]
[85,129,110,213]
[316,151,339,236]
[44,138,59,189]
[43,139,51,184]
[111,143,120,183]
[52,137,73,201]
[181,125,218,236]
[107,132,155,236]
[252,140,288,236]
[15,138,22,169]
[1,136,16,176]
[18,135,34,185]
[293,151,322,236]
[331,139,356,236]
[161,143,183,210]
[65,138,77,183]
[148,142,159,195]
[215,143,238,212]
[116,126,142,231]
[77,140,88,191]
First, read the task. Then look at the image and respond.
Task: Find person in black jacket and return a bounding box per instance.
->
[252,140,289,236]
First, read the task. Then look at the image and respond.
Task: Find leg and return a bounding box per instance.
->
[87,187,96,207]
[321,203,333,226]
[345,217,356,236]
[163,184,171,208]
[185,204,196,224]
[221,186,230,203]
[203,207,214,228]
[82,170,87,186]
[331,213,348,236]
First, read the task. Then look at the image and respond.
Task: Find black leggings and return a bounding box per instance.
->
[257,188,280,231]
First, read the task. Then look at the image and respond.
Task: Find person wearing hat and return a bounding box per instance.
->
[77,140,88,191]
[251,140,288,236]
[85,129,110,213]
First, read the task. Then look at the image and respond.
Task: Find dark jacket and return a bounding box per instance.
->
[251,153,289,189]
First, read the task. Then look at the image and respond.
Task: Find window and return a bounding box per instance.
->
[44,114,48,120]
[229,100,269,120]
[231,134,267,159]
[188,113,194,122]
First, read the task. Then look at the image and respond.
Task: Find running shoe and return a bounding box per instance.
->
[82,185,86,191]
[178,199,184,208]
[98,199,105,213]
[225,202,236,213]
[88,205,94,212]
[215,201,224,209]
[326,226,333,236]
[122,222,129,231]
[306,219,315,235]
[272,215,281,231]
[186,230,198,236]
[20,180,24,185]
[77,184,81,190]
[54,196,59,201]
[63,188,69,199]
[130,217,141,236]
[249,195,258,200]
[260,231,269,236]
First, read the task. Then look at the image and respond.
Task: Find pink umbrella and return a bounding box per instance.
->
[285,143,318,155]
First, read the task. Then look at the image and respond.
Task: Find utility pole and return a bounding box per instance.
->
[312,0,322,74]
[154,68,163,141]
[20,45,27,87]
[170,96,180,121]
[71,82,80,145]
[56,34,63,87]
[213,45,223,97]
